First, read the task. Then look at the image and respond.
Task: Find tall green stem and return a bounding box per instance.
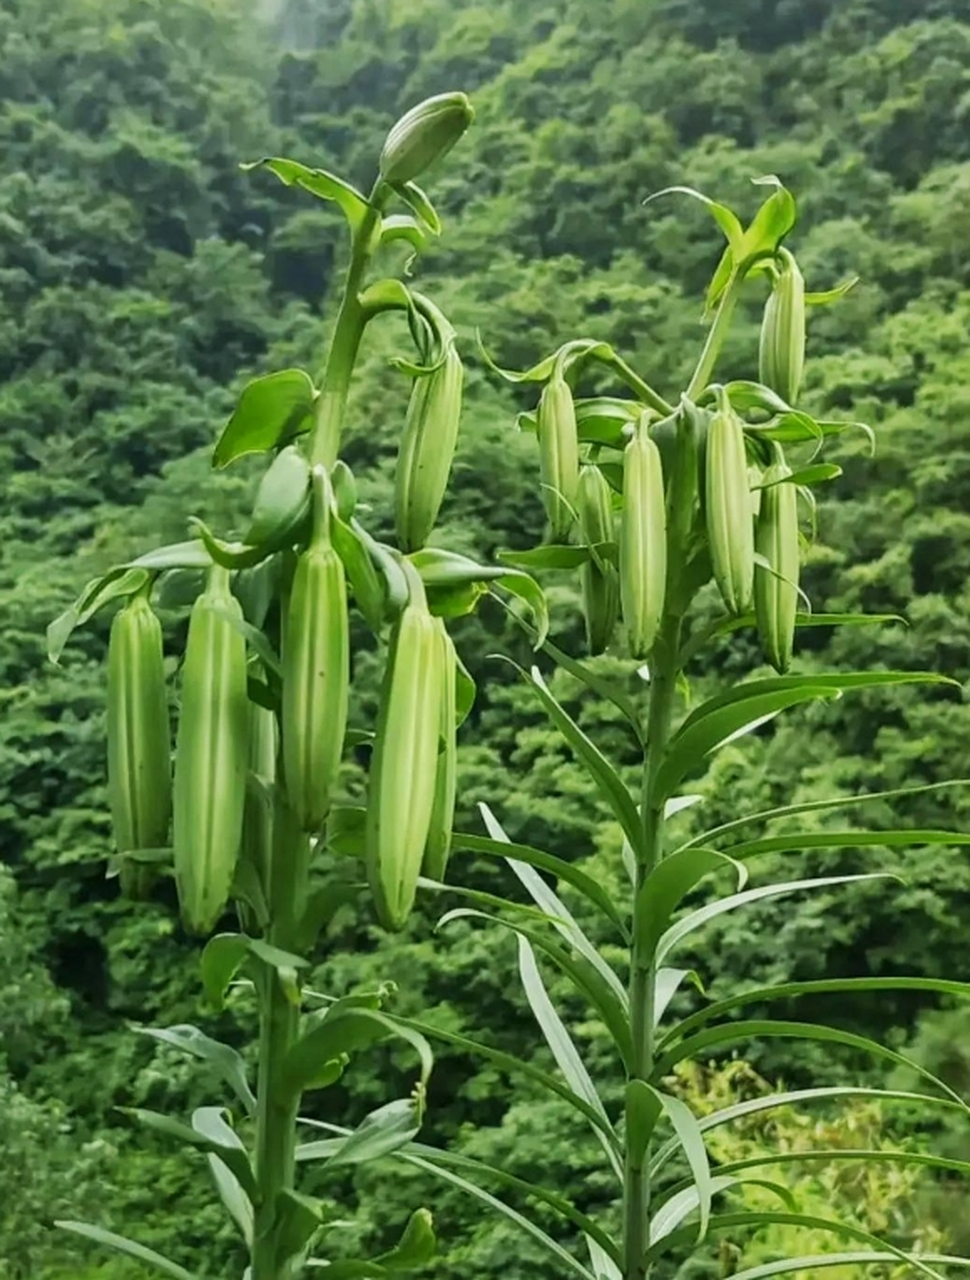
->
[252,186,384,1279]
[310,187,386,469]
[623,612,681,1280]
[686,276,742,402]
[251,799,310,1280]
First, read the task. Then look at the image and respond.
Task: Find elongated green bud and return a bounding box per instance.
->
[395,344,464,552]
[173,565,249,935]
[537,376,580,541]
[422,619,457,882]
[366,582,444,931]
[379,92,474,185]
[107,592,172,900]
[282,469,350,833]
[759,248,805,406]
[755,458,800,674]
[620,421,667,659]
[705,398,755,616]
[578,463,619,655]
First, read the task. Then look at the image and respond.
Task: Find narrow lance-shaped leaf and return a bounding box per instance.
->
[481,803,627,1005]
[54,1223,200,1280]
[655,872,894,966]
[520,662,643,856]
[517,934,624,1182]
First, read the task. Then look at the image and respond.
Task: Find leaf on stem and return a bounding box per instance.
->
[54,1222,200,1280]
[213,369,317,468]
[136,1024,256,1115]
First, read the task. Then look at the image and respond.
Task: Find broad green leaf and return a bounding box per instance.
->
[200,933,309,1012]
[47,566,150,662]
[272,1189,328,1269]
[655,873,893,966]
[282,1007,432,1097]
[331,511,387,633]
[392,180,441,235]
[652,685,837,803]
[190,518,276,571]
[453,830,629,939]
[193,1107,254,1245]
[736,175,797,270]
[129,540,213,571]
[498,545,590,570]
[384,1013,621,1146]
[358,277,414,314]
[652,1021,967,1109]
[123,1107,257,1199]
[214,369,317,467]
[324,1098,422,1168]
[661,975,970,1048]
[653,672,956,804]
[517,934,624,1182]
[409,548,547,646]
[54,1222,199,1279]
[454,648,476,726]
[242,156,369,229]
[137,1025,255,1115]
[481,803,628,1003]
[633,849,745,962]
[245,444,311,545]
[376,1208,436,1271]
[380,213,428,254]
[200,934,250,1011]
[294,879,364,951]
[523,663,643,855]
[753,462,841,488]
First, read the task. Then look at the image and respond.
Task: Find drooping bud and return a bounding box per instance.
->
[537,375,581,541]
[282,467,350,833]
[379,93,474,186]
[366,574,445,931]
[173,565,249,935]
[620,418,667,659]
[395,344,464,552]
[759,248,805,406]
[705,394,755,616]
[106,591,172,900]
[577,463,619,655]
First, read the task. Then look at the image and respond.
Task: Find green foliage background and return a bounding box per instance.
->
[3,0,970,1275]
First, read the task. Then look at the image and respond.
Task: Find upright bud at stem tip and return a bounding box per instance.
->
[379,93,474,186]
